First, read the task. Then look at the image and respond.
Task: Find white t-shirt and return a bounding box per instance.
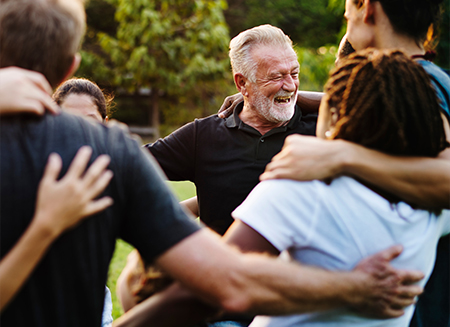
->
[232,177,450,327]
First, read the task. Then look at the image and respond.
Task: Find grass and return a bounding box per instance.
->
[106,180,197,319]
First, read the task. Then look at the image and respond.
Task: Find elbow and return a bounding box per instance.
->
[220,294,252,314]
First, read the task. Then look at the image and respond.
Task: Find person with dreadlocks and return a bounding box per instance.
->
[112,49,449,327]
[259,2,450,326]
[225,49,450,327]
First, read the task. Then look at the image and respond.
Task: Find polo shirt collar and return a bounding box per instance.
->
[224,101,302,130]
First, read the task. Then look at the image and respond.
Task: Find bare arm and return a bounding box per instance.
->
[0,67,59,115]
[0,146,113,311]
[114,226,423,327]
[296,91,323,115]
[262,113,450,208]
[180,196,199,217]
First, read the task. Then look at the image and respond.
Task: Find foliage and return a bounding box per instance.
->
[78,0,232,134]
[435,0,449,69]
[98,0,230,91]
[297,45,337,92]
[225,0,343,48]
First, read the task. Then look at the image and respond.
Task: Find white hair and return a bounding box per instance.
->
[229,24,294,83]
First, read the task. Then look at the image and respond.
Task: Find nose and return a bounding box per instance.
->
[283,75,297,93]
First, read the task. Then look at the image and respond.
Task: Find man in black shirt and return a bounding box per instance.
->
[146,25,317,235]
[0,2,424,326]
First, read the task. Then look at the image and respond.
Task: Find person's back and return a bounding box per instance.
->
[0,112,199,326]
[230,49,450,327]
[236,176,449,327]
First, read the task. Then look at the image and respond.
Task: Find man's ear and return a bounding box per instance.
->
[234,73,249,96]
[363,0,376,24]
[59,53,81,85]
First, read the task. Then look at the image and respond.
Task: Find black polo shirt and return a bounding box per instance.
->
[146,102,317,235]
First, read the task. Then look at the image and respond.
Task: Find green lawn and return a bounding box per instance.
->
[106,180,196,319]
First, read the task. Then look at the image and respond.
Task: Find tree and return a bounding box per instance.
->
[225,0,343,47]
[90,0,231,137]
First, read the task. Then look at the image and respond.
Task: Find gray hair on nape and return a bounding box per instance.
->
[229,24,294,83]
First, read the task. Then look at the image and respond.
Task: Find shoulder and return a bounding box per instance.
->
[244,179,325,210]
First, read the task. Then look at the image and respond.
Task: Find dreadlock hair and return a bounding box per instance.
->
[324,48,448,158]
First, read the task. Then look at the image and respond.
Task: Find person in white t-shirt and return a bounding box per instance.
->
[227,49,450,327]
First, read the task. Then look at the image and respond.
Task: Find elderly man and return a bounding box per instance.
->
[0,1,424,325]
[145,25,317,236]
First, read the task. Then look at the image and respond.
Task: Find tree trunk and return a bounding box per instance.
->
[150,88,160,139]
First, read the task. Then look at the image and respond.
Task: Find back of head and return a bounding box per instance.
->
[0,0,86,88]
[53,78,111,119]
[371,0,444,48]
[324,48,448,157]
[229,24,294,82]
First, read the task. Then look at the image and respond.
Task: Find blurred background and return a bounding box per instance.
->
[77,0,449,140]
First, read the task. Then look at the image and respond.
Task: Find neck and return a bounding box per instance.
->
[377,36,424,57]
[373,17,424,57]
[240,102,286,135]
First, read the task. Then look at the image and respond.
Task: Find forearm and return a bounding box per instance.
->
[113,283,220,327]
[341,141,450,208]
[180,196,199,217]
[0,219,57,310]
[158,230,363,316]
[297,91,323,114]
[226,254,365,315]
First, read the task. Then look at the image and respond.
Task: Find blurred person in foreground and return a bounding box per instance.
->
[259,2,450,326]
[0,1,425,326]
[114,48,450,327]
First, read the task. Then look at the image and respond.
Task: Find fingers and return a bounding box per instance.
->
[84,196,114,216]
[218,94,243,118]
[82,154,111,188]
[85,170,114,200]
[41,153,63,184]
[380,307,404,318]
[260,168,288,181]
[218,98,233,115]
[23,94,59,116]
[396,284,423,299]
[24,68,53,95]
[396,269,425,285]
[218,107,233,119]
[65,146,93,178]
[376,244,403,262]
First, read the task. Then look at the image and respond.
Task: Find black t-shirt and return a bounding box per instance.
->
[146,103,317,235]
[0,112,200,327]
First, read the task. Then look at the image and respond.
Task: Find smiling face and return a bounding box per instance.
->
[246,45,299,123]
[61,93,103,122]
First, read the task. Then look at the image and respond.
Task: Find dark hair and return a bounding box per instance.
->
[53,78,113,119]
[0,0,85,88]
[337,39,356,62]
[324,48,448,157]
[356,0,444,48]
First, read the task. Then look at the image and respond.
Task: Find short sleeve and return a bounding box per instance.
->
[108,128,201,262]
[144,121,196,181]
[232,179,321,252]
